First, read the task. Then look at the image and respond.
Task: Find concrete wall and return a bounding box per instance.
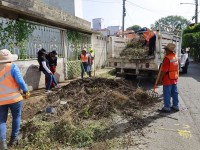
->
[15,58,65,91]
[0,0,91,33]
[91,33,107,69]
[41,0,75,15]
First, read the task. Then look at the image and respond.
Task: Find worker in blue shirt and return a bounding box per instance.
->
[0,49,30,150]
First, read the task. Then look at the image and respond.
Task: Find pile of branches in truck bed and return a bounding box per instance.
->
[120,36,149,59]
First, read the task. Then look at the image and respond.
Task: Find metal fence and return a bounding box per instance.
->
[0,17,63,60]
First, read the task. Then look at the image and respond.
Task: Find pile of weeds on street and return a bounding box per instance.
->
[15,77,160,150]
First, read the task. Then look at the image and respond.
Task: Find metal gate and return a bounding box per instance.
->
[0,17,63,60]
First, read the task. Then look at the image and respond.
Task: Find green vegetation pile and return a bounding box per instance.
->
[16,78,159,149]
[120,36,149,59]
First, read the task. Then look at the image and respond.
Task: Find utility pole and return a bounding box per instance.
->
[122,0,126,37]
[195,0,198,23]
[180,1,198,23]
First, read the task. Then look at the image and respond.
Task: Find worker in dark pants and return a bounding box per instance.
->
[78,49,90,78]
[88,49,94,77]
[136,27,156,56]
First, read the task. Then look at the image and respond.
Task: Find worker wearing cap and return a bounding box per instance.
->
[136,27,156,56]
[88,49,94,77]
[78,49,90,78]
[46,50,58,88]
[37,48,60,93]
[0,49,30,149]
[157,43,179,113]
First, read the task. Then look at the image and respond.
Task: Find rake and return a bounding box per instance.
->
[147,63,163,99]
[137,79,159,99]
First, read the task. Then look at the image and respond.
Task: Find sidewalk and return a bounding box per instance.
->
[143,85,200,150]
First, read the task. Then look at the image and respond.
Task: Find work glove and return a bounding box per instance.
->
[22,91,30,99]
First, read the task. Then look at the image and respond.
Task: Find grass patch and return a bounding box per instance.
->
[97,69,116,78]
[17,118,108,149]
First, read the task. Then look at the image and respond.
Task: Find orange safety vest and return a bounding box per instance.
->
[80,54,89,62]
[0,63,23,106]
[143,28,155,42]
[165,53,179,80]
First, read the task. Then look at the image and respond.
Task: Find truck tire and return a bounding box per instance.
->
[182,59,189,74]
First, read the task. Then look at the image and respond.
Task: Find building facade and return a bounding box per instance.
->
[107,26,121,36]
[92,18,103,31]
[41,0,83,18]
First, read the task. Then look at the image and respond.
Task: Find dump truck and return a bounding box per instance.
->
[108,23,189,78]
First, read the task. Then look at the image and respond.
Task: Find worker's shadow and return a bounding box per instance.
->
[23,64,41,90]
[100,110,178,141]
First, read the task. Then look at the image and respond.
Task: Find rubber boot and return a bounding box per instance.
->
[9,137,18,147]
[0,140,8,150]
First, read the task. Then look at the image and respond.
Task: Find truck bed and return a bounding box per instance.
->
[109,56,159,76]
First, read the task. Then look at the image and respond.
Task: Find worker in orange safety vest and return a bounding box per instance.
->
[0,49,30,150]
[157,43,179,113]
[136,27,156,56]
[78,49,90,78]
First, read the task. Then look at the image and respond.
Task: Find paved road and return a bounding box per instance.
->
[132,61,200,150]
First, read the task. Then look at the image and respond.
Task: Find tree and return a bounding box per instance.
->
[182,23,200,62]
[126,25,141,31]
[153,16,191,31]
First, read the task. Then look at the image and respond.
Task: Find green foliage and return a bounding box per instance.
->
[0,19,35,59]
[19,119,54,149]
[67,30,83,61]
[154,15,190,30]
[126,25,141,31]
[18,118,108,149]
[182,23,200,61]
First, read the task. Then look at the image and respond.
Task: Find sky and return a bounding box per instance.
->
[82,0,198,29]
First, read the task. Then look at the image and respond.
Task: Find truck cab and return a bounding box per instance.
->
[180,48,189,73]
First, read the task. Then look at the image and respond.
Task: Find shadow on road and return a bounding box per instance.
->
[179,61,200,82]
[102,111,178,141]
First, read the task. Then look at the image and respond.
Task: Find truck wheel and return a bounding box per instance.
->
[182,59,189,74]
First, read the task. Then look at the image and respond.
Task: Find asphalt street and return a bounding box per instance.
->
[133,61,200,150]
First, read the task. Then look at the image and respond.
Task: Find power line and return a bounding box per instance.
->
[126,0,195,15]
